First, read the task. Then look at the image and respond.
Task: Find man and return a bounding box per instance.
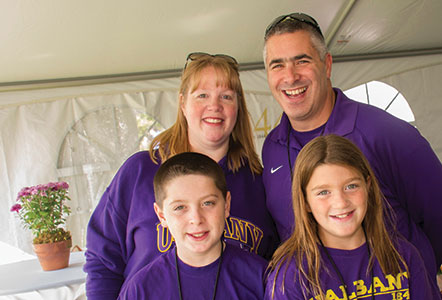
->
[261,12,442,278]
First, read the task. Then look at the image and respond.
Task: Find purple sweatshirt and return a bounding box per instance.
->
[118,243,267,300]
[84,151,279,300]
[265,238,442,299]
[262,88,442,276]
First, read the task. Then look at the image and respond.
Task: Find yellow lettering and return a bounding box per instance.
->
[156,223,174,252]
[253,108,273,137]
[224,218,233,238]
[223,217,264,253]
[348,290,356,300]
[385,272,407,290]
[325,288,341,300]
[373,276,387,292]
[353,279,367,295]
[400,271,408,279]
[274,113,282,128]
[229,217,248,243]
[251,226,264,254]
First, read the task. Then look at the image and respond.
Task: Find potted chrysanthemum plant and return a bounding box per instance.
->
[11,181,72,271]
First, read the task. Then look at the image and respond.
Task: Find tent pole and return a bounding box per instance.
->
[325,0,358,48]
[2,48,442,92]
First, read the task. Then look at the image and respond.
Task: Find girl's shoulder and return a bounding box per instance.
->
[265,255,304,299]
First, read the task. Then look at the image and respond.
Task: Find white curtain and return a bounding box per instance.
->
[0,71,281,254]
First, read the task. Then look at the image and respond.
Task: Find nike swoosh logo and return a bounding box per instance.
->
[270,165,283,174]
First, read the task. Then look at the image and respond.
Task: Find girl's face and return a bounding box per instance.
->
[305,163,369,250]
[181,66,238,155]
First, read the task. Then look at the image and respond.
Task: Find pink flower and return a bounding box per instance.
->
[10,204,22,213]
[47,182,57,190]
[59,182,69,190]
[17,187,31,199]
[30,187,39,195]
[12,181,71,241]
[52,181,69,191]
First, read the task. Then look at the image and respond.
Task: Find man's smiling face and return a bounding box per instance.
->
[265,30,333,131]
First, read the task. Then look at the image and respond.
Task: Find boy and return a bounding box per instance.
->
[118,152,267,299]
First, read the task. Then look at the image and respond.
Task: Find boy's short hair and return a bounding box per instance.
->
[153,152,228,207]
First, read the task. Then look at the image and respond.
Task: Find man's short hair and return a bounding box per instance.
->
[263,13,328,62]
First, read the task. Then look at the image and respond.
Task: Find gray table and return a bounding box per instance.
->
[0,251,86,296]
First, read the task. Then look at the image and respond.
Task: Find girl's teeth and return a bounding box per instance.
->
[334,212,350,218]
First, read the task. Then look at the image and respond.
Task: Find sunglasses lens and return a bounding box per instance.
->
[265,13,322,38]
[184,53,238,69]
[187,52,207,61]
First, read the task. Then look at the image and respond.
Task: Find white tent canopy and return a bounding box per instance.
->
[2,0,442,256]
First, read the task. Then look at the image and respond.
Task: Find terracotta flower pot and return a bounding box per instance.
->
[33,239,72,271]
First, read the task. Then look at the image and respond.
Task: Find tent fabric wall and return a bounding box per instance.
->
[383,63,442,158]
[332,53,442,161]
[2,54,442,254]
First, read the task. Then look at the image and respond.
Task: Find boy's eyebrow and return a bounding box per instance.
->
[168,199,184,205]
[167,194,221,205]
[268,54,313,67]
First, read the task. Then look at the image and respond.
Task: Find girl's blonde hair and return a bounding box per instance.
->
[149,54,262,174]
[268,134,407,298]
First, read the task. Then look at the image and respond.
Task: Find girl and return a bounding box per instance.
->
[265,134,441,299]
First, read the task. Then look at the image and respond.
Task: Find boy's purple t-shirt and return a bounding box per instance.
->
[265,239,442,299]
[119,243,267,300]
[84,151,279,300]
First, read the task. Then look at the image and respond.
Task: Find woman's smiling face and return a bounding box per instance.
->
[181,66,238,153]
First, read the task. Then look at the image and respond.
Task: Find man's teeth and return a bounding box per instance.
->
[205,118,222,123]
[285,87,307,96]
[334,212,351,219]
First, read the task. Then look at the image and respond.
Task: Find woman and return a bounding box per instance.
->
[84,52,280,300]
[265,135,440,299]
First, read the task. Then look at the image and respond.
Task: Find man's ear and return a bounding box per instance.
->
[325,52,333,79]
[153,202,167,228]
[224,191,231,218]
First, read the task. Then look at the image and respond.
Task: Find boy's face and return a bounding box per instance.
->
[154,174,230,266]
